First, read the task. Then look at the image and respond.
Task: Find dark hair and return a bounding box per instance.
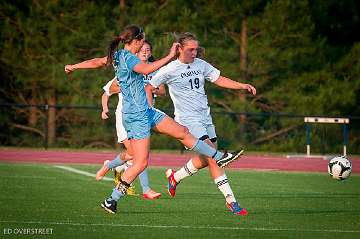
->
[196,46,205,59]
[106,25,145,66]
[144,39,156,62]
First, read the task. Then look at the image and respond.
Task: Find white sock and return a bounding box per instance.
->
[214,174,236,204]
[174,159,198,182]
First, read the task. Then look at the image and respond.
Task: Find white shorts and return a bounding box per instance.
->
[115,110,128,143]
[186,122,217,140]
[176,108,217,140]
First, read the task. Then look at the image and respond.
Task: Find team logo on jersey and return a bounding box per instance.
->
[180,70,201,78]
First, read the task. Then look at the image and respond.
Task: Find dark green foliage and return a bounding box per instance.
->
[0,0,359,153]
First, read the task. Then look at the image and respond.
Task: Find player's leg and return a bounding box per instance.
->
[139,168,161,199]
[113,161,137,196]
[96,146,130,181]
[204,135,247,215]
[96,110,132,180]
[119,111,161,199]
[101,109,153,213]
[152,114,242,167]
[101,137,150,214]
[165,123,210,196]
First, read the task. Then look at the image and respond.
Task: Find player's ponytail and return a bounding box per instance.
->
[106,25,145,66]
[106,36,122,66]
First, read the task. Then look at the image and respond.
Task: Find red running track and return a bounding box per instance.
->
[0,149,358,173]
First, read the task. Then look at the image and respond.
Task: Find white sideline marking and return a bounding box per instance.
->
[53,165,113,181]
[0,220,359,233]
[0,175,56,179]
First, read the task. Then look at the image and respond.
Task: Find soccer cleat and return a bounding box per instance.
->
[114,168,137,196]
[96,160,110,181]
[127,185,137,196]
[216,149,244,168]
[226,201,248,216]
[101,199,117,214]
[165,169,178,197]
[143,189,161,200]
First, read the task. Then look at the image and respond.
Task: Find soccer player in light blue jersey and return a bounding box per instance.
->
[65,41,163,200]
[98,41,165,200]
[148,32,256,216]
[66,25,243,214]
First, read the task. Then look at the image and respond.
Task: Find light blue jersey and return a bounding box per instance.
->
[113,49,165,140]
[114,49,149,113]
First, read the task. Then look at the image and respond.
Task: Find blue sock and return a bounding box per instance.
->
[192,139,224,161]
[139,168,150,193]
[109,188,125,201]
[106,154,124,169]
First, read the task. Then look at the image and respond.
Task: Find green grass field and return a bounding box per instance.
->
[0,162,359,239]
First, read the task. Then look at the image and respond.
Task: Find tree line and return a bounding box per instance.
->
[1,0,359,153]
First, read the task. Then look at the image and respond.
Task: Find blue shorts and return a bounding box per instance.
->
[123,107,166,140]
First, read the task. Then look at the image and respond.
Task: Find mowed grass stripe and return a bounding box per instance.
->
[1,162,360,239]
[53,165,113,181]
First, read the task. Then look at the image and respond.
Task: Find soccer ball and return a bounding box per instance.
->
[328,156,352,180]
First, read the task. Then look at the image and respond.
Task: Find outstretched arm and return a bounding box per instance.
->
[213,76,256,95]
[133,43,179,75]
[65,56,108,74]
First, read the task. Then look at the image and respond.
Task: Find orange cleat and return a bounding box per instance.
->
[143,189,161,200]
[165,169,178,197]
[96,160,110,181]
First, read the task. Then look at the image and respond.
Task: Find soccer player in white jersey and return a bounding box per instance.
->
[148,32,256,216]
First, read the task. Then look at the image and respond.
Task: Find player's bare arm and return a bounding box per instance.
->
[151,84,166,96]
[145,84,156,106]
[101,93,110,120]
[133,43,179,75]
[109,79,121,95]
[101,80,121,120]
[65,56,108,74]
[213,76,256,96]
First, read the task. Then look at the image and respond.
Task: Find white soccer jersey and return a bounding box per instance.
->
[150,58,220,122]
[102,78,126,142]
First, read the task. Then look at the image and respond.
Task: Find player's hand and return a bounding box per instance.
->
[168,43,180,58]
[101,110,109,120]
[242,84,256,96]
[64,65,76,74]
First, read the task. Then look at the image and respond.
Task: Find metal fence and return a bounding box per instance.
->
[1,103,359,155]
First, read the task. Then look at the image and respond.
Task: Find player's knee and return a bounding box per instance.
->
[133,159,148,172]
[134,160,148,171]
[199,155,210,166]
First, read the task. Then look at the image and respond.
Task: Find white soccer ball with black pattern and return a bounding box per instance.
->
[328,156,352,180]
